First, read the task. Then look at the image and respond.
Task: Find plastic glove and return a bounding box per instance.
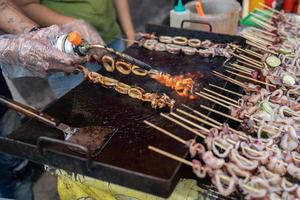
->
[61,19,105,61]
[0,25,88,78]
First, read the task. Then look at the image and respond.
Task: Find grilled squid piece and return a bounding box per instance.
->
[201,40,212,48]
[159,36,172,44]
[280,133,298,151]
[212,137,233,158]
[287,163,300,180]
[267,156,287,176]
[102,55,115,72]
[240,142,270,164]
[192,159,207,178]
[128,87,144,100]
[240,177,269,199]
[258,166,281,186]
[172,36,188,46]
[143,39,158,51]
[281,192,296,200]
[186,140,205,158]
[225,163,251,183]
[115,61,132,75]
[202,151,224,170]
[281,178,298,192]
[229,149,258,171]
[188,38,201,48]
[100,76,118,88]
[115,82,131,94]
[166,44,181,54]
[87,72,101,84]
[181,46,197,55]
[154,43,166,52]
[131,65,148,76]
[212,170,236,197]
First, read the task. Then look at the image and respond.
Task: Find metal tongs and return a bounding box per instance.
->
[0,96,117,157]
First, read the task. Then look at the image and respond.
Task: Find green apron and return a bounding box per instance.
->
[41,0,121,44]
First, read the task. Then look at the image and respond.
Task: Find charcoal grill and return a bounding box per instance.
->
[0,24,245,198]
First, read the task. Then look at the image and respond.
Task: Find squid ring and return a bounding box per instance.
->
[159,36,173,44]
[188,38,201,48]
[115,82,131,94]
[181,46,197,55]
[166,44,181,54]
[87,72,101,84]
[115,61,132,75]
[100,76,118,88]
[147,69,160,79]
[128,87,144,100]
[172,36,188,46]
[131,65,148,76]
[102,55,115,72]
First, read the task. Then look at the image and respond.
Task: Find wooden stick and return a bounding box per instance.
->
[170,111,213,131]
[242,33,273,46]
[196,92,231,109]
[248,26,277,37]
[239,54,263,66]
[203,88,239,104]
[227,66,252,76]
[160,113,207,138]
[176,108,220,129]
[230,63,255,73]
[200,105,243,123]
[259,2,281,15]
[226,70,277,88]
[144,120,186,145]
[212,71,245,88]
[245,30,276,43]
[254,8,278,19]
[249,17,277,31]
[198,91,241,108]
[209,84,243,97]
[148,146,193,167]
[250,12,274,25]
[246,41,278,55]
[236,59,264,70]
[230,52,264,68]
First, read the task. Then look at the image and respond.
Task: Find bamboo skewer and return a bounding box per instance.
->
[148,146,193,167]
[197,91,241,108]
[196,92,231,109]
[208,84,243,97]
[226,70,277,88]
[245,30,276,43]
[160,113,207,138]
[259,2,281,15]
[236,59,264,70]
[170,112,212,132]
[230,53,264,68]
[176,108,220,129]
[238,54,263,66]
[254,8,277,19]
[227,66,252,76]
[242,33,273,46]
[249,17,277,32]
[200,105,243,123]
[248,27,277,37]
[246,41,278,55]
[144,120,186,145]
[230,63,255,73]
[250,12,274,26]
[212,71,245,88]
[203,88,239,104]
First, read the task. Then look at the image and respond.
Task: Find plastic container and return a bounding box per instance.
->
[185,0,241,35]
[55,31,83,54]
[170,0,191,28]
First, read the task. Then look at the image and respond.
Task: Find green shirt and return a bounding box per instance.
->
[41,0,121,44]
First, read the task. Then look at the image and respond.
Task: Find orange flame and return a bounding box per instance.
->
[154,72,199,100]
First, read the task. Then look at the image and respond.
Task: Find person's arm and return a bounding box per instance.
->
[0,0,37,34]
[113,0,135,46]
[15,0,74,27]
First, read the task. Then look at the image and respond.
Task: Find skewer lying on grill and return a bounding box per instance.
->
[100,55,197,98]
[77,66,175,111]
[145,120,300,198]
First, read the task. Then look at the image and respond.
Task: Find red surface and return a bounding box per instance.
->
[283,0,296,13]
[265,0,275,7]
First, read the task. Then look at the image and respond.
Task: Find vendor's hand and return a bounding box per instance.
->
[61,19,105,61]
[0,25,88,78]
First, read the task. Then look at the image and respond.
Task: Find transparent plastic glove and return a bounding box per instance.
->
[0,25,88,78]
[61,19,105,60]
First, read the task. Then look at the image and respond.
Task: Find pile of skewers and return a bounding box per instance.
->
[140,4,300,199]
